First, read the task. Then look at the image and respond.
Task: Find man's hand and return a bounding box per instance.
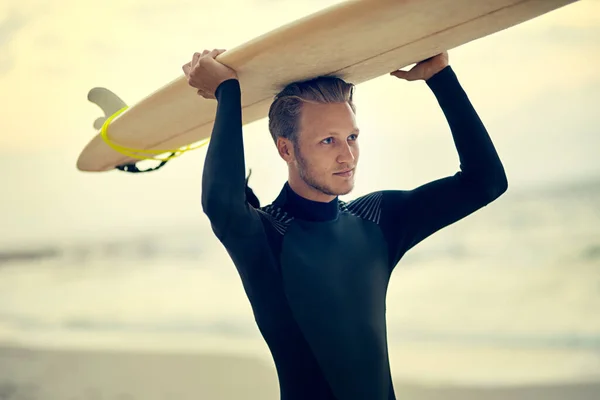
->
[182,49,239,99]
[390,51,449,82]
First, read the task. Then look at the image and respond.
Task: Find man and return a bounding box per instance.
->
[182,48,508,400]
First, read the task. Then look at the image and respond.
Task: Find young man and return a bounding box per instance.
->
[182,49,508,400]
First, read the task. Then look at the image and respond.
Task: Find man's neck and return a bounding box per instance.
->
[273,182,340,222]
[287,174,336,203]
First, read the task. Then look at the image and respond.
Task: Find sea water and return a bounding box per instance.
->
[1,179,599,386]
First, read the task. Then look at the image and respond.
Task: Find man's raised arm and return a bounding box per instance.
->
[382,52,508,262]
[183,49,263,240]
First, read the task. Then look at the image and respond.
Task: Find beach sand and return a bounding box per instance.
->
[1,345,599,400]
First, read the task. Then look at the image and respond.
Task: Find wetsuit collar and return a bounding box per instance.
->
[273,182,339,222]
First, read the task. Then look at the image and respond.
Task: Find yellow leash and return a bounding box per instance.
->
[100,106,210,162]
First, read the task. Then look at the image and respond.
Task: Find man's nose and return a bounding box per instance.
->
[337,143,355,164]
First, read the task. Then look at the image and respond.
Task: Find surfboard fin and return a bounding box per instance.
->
[87,87,173,173]
[87,87,128,130]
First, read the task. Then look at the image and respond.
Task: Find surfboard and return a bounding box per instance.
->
[77,0,579,172]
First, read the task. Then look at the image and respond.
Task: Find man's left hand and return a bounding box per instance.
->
[390,51,449,82]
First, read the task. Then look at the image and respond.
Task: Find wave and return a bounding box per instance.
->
[2,311,600,350]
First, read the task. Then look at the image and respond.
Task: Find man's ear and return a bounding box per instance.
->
[276,137,294,163]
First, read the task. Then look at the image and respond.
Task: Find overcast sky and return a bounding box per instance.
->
[1,0,599,246]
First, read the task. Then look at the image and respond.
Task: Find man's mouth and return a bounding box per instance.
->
[334,168,354,177]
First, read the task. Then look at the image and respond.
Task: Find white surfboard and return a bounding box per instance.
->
[77,0,579,172]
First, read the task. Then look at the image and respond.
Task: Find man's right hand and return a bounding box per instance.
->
[182,49,238,99]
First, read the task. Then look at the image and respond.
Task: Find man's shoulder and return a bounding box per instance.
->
[340,191,385,224]
[256,203,294,235]
[341,189,414,223]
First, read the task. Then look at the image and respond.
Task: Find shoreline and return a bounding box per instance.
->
[2,343,600,400]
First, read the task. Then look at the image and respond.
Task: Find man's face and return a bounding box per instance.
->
[289,101,360,198]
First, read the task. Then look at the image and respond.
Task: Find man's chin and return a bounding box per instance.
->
[301,174,355,197]
[332,181,355,196]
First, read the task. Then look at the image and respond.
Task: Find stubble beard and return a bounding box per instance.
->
[295,144,354,197]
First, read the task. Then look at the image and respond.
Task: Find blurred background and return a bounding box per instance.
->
[1,0,599,399]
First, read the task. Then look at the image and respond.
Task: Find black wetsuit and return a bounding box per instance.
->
[201,66,508,400]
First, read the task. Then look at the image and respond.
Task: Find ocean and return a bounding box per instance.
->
[1,177,599,386]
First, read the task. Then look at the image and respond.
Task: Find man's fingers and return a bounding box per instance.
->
[182,62,191,75]
[208,48,225,59]
[190,49,226,71]
[390,70,410,80]
[192,52,202,66]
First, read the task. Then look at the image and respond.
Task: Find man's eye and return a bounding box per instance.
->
[322,138,333,144]
[348,134,358,141]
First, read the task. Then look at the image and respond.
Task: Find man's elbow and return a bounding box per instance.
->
[482,169,508,203]
[201,195,212,218]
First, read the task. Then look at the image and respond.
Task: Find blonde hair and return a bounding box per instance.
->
[268,76,356,145]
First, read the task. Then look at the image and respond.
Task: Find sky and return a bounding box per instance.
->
[0,0,599,246]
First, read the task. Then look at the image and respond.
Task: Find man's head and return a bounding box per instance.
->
[268,76,359,202]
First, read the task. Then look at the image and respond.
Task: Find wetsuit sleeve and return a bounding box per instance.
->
[379,66,508,267]
[201,78,265,241]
